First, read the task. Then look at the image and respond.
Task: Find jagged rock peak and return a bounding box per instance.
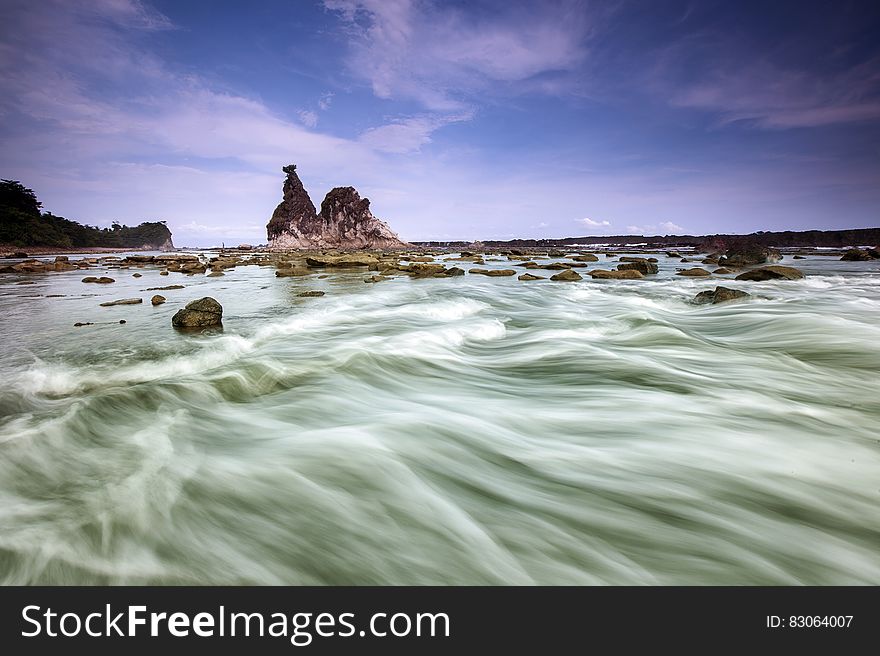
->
[267,164,408,250]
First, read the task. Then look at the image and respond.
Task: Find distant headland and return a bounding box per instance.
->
[0,179,173,252]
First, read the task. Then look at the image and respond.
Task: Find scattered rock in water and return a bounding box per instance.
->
[680,258,690,263]
[99,298,143,306]
[666,251,682,258]
[542,262,572,270]
[145,285,185,290]
[719,242,781,266]
[793,255,806,259]
[518,273,544,281]
[160,270,169,276]
[550,269,583,281]
[402,262,447,277]
[73,322,94,327]
[297,290,325,296]
[693,286,751,304]
[275,267,311,277]
[46,294,65,297]
[132,273,142,278]
[9,251,28,258]
[119,320,126,324]
[618,261,658,275]
[840,248,879,261]
[207,271,224,277]
[734,265,805,281]
[82,276,115,284]
[151,295,166,305]
[713,267,733,274]
[571,254,599,262]
[444,266,465,277]
[171,297,223,328]
[676,268,712,277]
[364,275,384,283]
[408,256,434,262]
[590,269,644,279]
[469,268,517,276]
[16,281,36,285]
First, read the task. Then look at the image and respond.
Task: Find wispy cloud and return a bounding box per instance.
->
[578,217,611,227]
[324,0,593,111]
[626,221,684,235]
[298,110,319,128]
[359,113,471,154]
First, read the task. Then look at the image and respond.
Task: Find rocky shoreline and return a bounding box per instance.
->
[3,242,879,331]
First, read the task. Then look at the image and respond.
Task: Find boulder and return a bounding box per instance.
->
[720,242,782,266]
[99,298,143,306]
[734,266,805,281]
[518,273,544,280]
[676,268,712,277]
[151,295,166,305]
[82,276,115,283]
[444,267,465,276]
[571,254,599,262]
[589,269,644,279]
[840,248,879,261]
[132,273,142,278]
[469,268,517,276]
[171,297,223,328]
[712,267,733,275]
[618,261,658,275]
[693,287,751,304]
[550,269,582,281]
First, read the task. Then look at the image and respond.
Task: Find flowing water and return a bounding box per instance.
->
[1,252,879,585]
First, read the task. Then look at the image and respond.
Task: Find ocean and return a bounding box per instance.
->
[1,252,878,584]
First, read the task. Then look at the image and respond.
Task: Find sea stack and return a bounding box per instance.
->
[266,164,408,250]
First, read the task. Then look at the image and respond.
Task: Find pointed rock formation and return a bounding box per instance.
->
[267,165,408,250]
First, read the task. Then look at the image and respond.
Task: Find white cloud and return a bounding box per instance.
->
[578,217,611,227]
[298,110,318,128]
[659,221,684,232]
[318,92,334,111]
[626,221,684,235]
[358,113,470,154]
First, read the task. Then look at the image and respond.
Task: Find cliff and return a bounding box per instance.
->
[267,165,407,250]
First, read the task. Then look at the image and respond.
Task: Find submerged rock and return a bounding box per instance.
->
[145,284,185,290]
[171,297,223,328]
[99,298,143,306]
[550,269,582,281]
[735,265,805,281]
[676,268,712,277]
[693,286,751,304]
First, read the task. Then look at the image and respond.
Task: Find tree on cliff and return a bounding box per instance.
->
[0,179,173,249]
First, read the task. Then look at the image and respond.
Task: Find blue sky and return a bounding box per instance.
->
[1,0,878,246]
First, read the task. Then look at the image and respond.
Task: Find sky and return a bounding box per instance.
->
[0,0,879,246]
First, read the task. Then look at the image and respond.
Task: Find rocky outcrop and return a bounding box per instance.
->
[693,287,750,304]
[172,297,223,328]
[735,265,804,281]
[267,165,408,250]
